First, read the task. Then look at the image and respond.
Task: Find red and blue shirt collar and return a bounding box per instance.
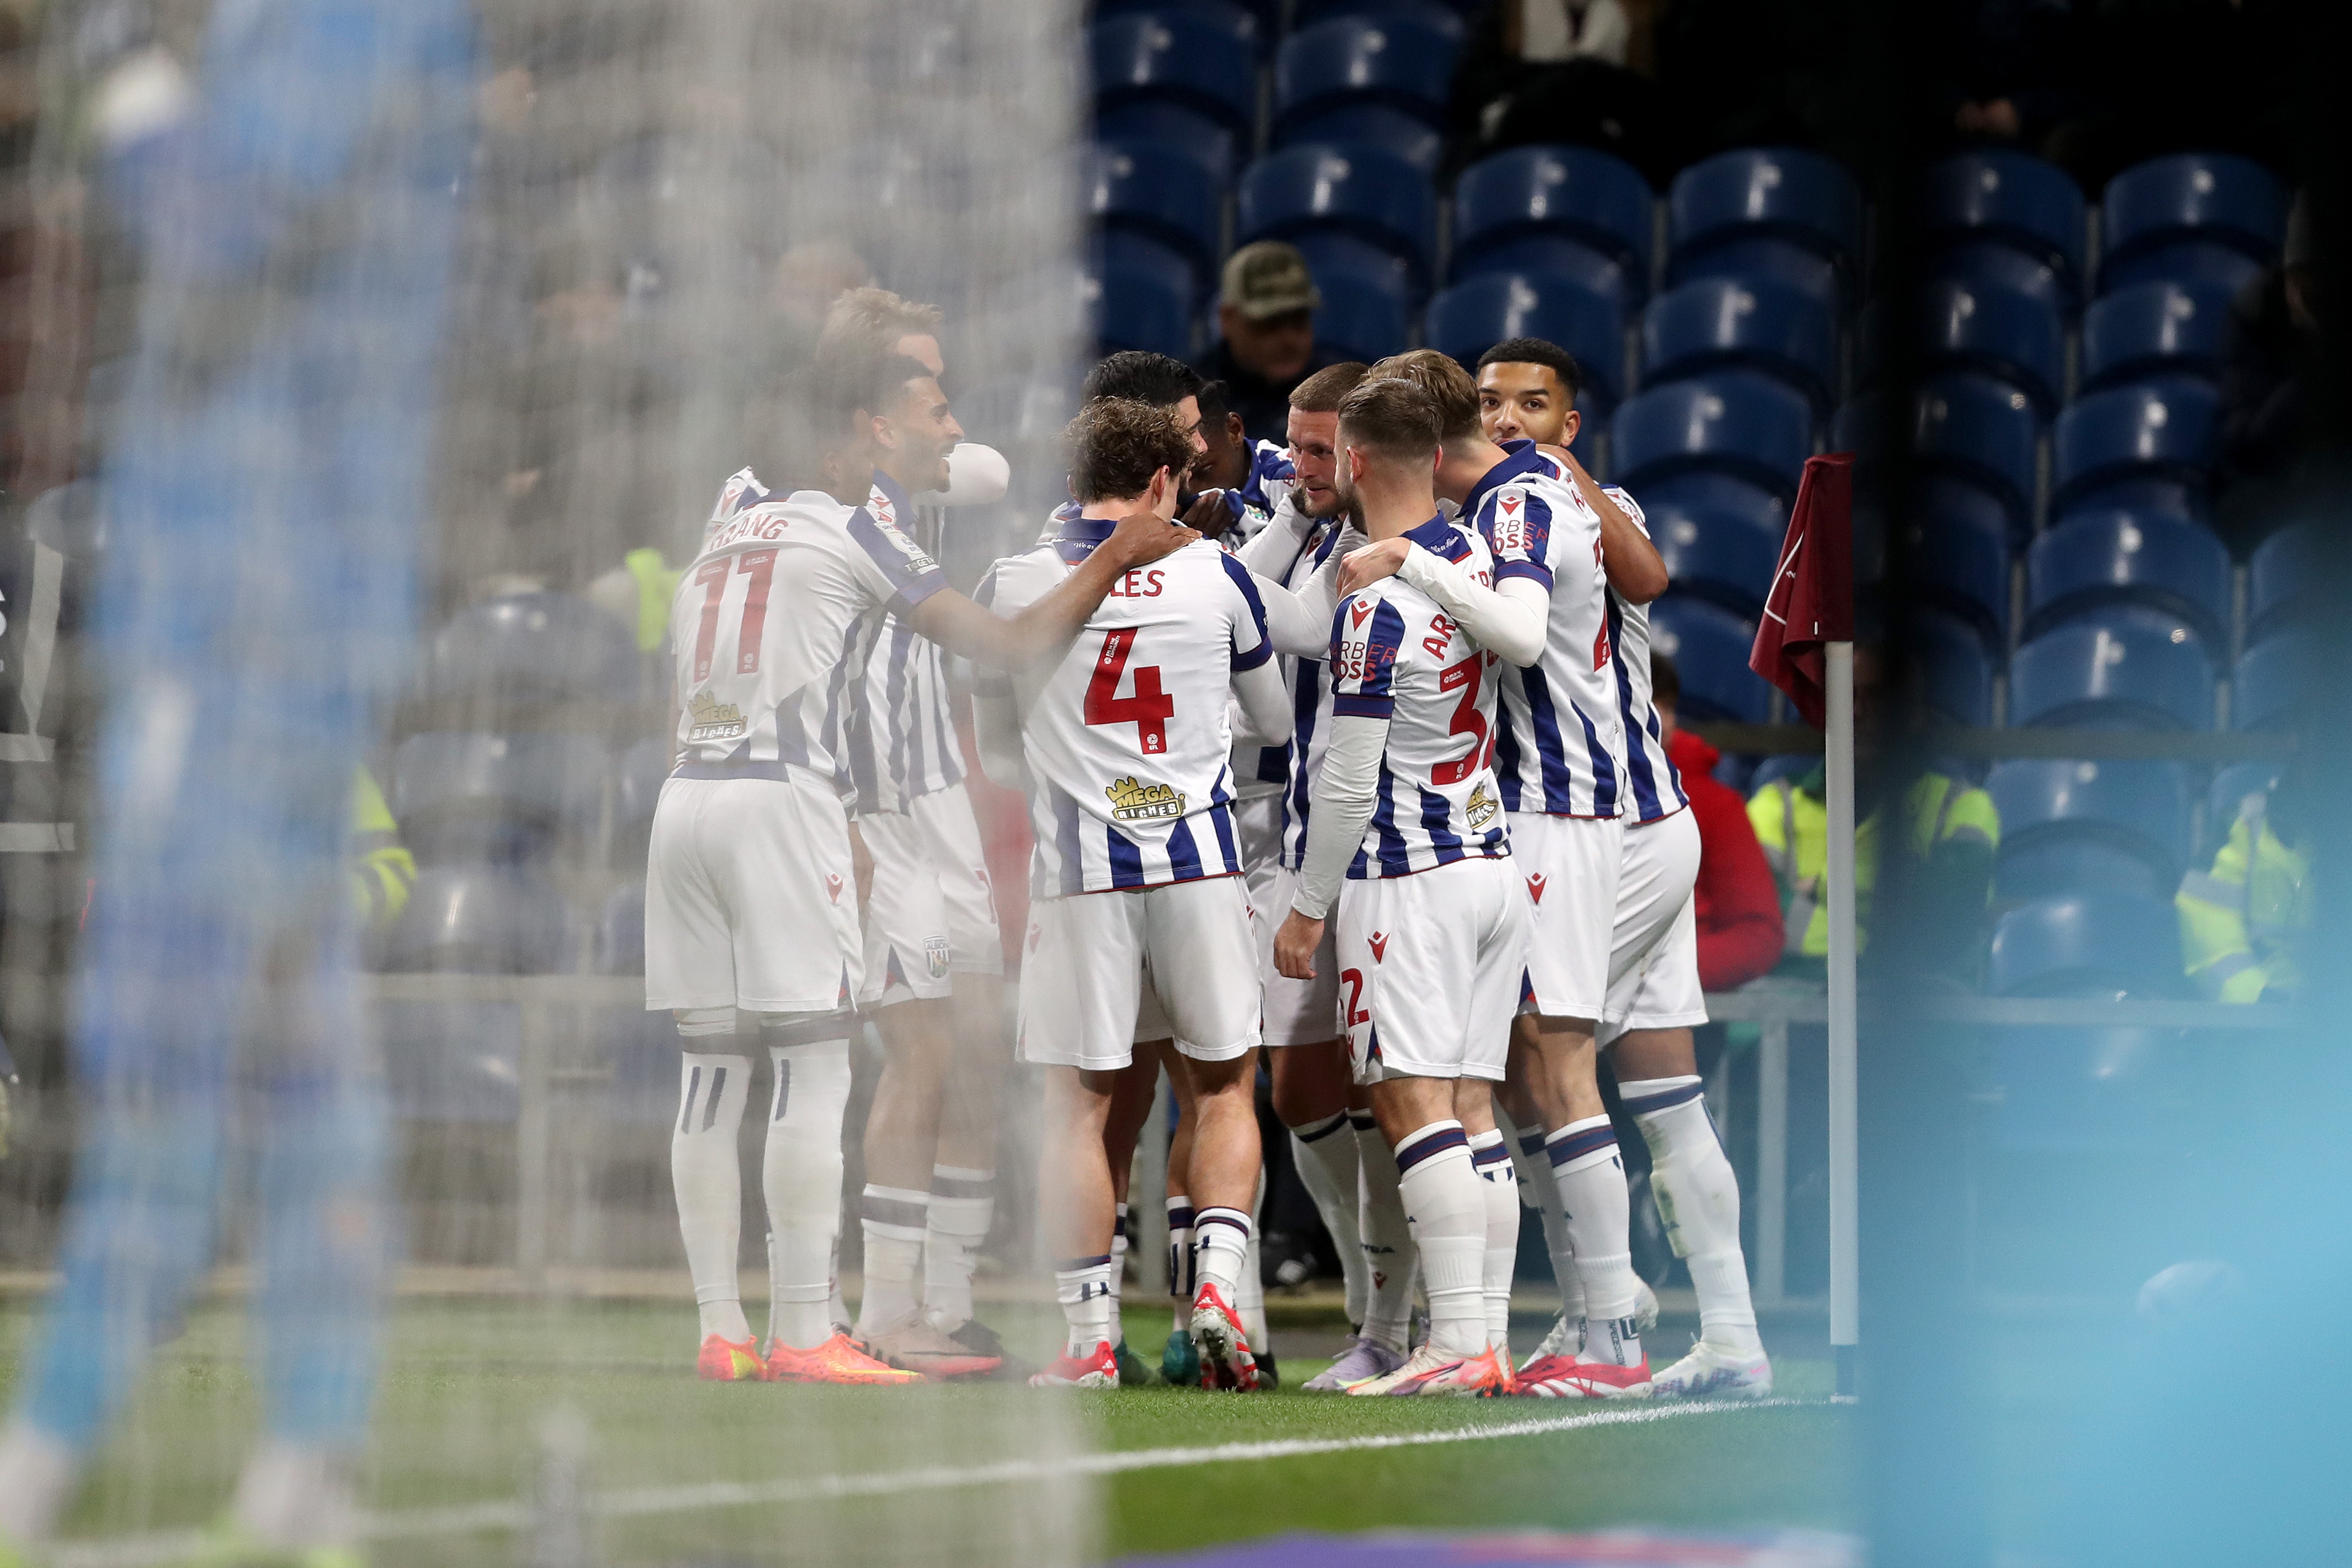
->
[1461,438,1554,518]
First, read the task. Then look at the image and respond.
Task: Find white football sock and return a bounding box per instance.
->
[762,1028,854,1351]
[1108,1203,1130,1347]
[1290,1113,1370,1327]
[671,1048,752,1344]
[1505,1120,1584,1323]
[1194,1205,1252,1303]
[0,1422,78,1545]
[855,1184,928,1335]
[1394,1121,1486,1359]
[1623,1075,1763,1356]
[1238,1174,1270,1349]
[1548,1115,1641,1366]
[1165,1196,1195,1330]
[1354,1112,1417,1353]
[1055,1254,1116,1358]
[1469,1129,1520,1355]
[231,1440,358,1551]
[922,1164,994,1330]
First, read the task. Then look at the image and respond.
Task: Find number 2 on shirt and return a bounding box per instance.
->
[1085,626,1174,755]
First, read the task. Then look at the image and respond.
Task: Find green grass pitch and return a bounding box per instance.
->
[0,1298,1855,1565]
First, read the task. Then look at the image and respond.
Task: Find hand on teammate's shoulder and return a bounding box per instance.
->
[1339,537,1411,596]
[1104,510,1200,568]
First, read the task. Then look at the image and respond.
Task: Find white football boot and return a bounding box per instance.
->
[1651,1341,1773,1400]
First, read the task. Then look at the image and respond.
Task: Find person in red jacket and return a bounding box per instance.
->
[1652,653,1784,990]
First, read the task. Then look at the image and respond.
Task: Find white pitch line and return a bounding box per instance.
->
[46,1398,1808,1567]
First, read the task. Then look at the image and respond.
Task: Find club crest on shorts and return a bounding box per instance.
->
[1466,779,1498,830]
[1026,922,1043,954]
[1105,775,1185,823]
[1526,871,1548,904]
[1369,931,1389,963]
[824,873,844,903]
[925,936,951,980]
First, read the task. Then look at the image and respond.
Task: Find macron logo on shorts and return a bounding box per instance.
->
[826,873,844,904]
[1527,872,1547,905]
[1369,931,1389,963]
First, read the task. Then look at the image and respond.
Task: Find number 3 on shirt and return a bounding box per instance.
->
[1085,627,1174,755]
[1430,653,1491,785]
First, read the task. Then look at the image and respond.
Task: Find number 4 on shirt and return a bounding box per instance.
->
[1085,627,1173,755]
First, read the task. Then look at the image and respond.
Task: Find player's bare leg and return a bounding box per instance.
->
[922,971,1014,1359]
[1611,1027,1770,1398]
[1516,1013,1651,1397]
[1184,1047,1267,1390]
[1100,1041,1170,1383]
[1034,1065,1124,1386]
[1345,1077,1509,1396]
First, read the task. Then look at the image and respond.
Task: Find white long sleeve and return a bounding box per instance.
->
[1230,655,1293,750]
[1233,491,1316,577]
[1396,545,1552,668]
[1292,712,1389,920]
[970,679,1026,791]
[916,442,1011,507]
[1254,525,1361,658]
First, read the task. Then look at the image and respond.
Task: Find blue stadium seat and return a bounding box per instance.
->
[1611,370,1814,500]
[1905,499,2010,649]
[1275,15,1461,133]
[1453,145,1655,292]
[379,1001,522,1122]
[596,880,646,975]
[1449,235,1634,313]
[1922,241,2069,317]
[1295,0,1467,37]
[1668,148,1863,276]
[1918,278,2065,415]
[1092,262,1194,358]
[1641,276,1837,411]
[1908,605,1995,728]
[2051,380,2219,518]
[1238,144,1439,288]
[2231,628,2307,732]
[390,732,610,867]
[1090,14,1258,133]
[2246,521,2314,642]
[2009,606,2217,730]
[1671,237,1843,312]
[2081,281,2234,394]
[1988,891,2187,998]
[1747,754,1816,795]
[1309,271,1410,360]
[1093,102,1237,183]
[600,1004,687,1126]
[1921,150,2087,305]
[1275,104,1445,173]
[425,593,640,708]
[1096,228,1201,305]
[957,372,1080,452]
[1986,1022,2183,1154]
[2024,509,2231,645]
[1649,597,1771,723]
[1287,229,1419,309]
[1093,0,1263,46]
[2100,152,2288,293]
[1089,140,1222,272]
[612,734,671,864]
[1913,372,2038,530]
[380,864,574,975]
[1640,473,1786,620]
[1986,759,2192,903]
[1425,273,1625,408]
[2101,240,2263,300]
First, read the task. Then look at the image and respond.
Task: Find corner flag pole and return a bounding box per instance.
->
[1824,641,1859,1400]
[1747,451,1859,1400]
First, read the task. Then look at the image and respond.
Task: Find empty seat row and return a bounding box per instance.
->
[390,731,669,867]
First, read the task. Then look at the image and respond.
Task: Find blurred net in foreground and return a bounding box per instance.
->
[0,1,1090,1563]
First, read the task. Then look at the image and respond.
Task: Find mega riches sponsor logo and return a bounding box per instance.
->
[688,690,746,743]
[1105,776,1186,823]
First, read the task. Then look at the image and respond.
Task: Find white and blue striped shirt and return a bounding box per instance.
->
[1592,485,1690,825]
[843,471,965,816]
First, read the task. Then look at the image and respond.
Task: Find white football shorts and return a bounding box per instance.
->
[1510,811,1625,1020]
[857,782,1004,1009]
[1600,806,1708,1042]
[1020,874,1262,1073]
[645,771,859,1014]
[1261,862,1342,1047]
[1335,855,1528,1084]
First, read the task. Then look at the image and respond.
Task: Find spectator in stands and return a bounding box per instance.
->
[1191,243,1336,445]
[2218,193,2320,543]
[350,768,417,935]
[768,239,875,368]
[2178,760,2309,1003]
[1747,648,1999,983]
[1651,653,1783,991]
[1933,0,2088,157]
[2044,0,2296,190]
[1449,0,1666,177]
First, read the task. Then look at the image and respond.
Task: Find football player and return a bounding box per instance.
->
[1476,340,1771,1400]
[818,290,1022,1379]
[972,397,1292,1389]
[1274,374,1527,1396]
[650,354,1195,1384]
[1339,348,1669,1396]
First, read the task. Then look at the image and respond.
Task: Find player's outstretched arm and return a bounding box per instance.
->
[1338,538,1549,667]
[970,678,1028,790]
[912,511,1199,672]
[1231,653,1292,749]
[1274,710,1389,980]
[1554,446,1667,604]
[1251,523,1366,658]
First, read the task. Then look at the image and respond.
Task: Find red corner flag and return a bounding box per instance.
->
[1750,452,1857,731]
